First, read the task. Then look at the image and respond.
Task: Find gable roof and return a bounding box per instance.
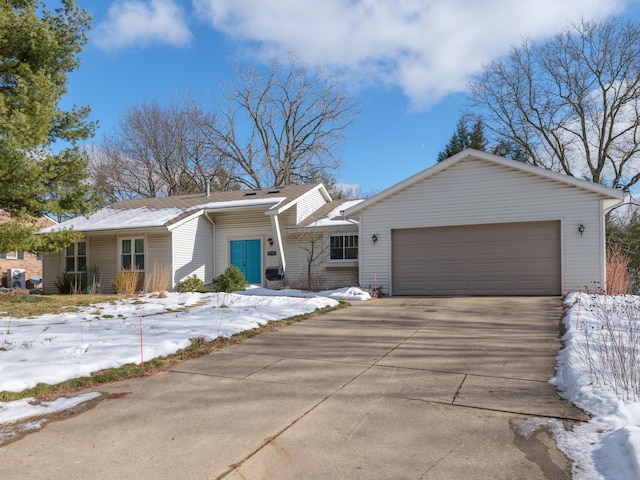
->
[346,149,626,215]
[294,199,363,229]
[41,183,325,234]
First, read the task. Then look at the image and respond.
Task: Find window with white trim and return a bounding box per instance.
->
[121,238,145,271]
[329,235,358,260]
[65,241,87,273]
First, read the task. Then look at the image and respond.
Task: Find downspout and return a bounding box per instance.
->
[270,214,286,275]
[204,211,216,284]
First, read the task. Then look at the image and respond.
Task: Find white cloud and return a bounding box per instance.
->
[193,0,627,109]
[94,0,192,51]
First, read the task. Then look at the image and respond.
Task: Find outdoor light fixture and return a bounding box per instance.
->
[578,224,585,236]
[372,234,378,243]
[268,237,274,246]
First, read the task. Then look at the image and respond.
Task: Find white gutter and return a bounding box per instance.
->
[204,211,216,282]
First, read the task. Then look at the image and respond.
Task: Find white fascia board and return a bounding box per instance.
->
[267,184,331,216]
[603,196,626,212]
[287,223,359,233]
[166,209,204,232]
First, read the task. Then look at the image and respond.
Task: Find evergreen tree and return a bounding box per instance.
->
[0,0,100,253]
[437,118,487,162]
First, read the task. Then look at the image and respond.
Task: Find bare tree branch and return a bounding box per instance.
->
[470,18,640,190]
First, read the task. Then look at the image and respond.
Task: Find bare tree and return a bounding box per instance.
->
[470,18,640,190]
[201,55,359,189]
[291,226,330,291]
[91,98,233,202]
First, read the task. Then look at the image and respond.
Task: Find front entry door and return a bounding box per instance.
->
[230,239,262,284]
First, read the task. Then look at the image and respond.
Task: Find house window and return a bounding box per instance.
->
[6,251,18,260]
[121,238,144,271]
[330,235,358,260]
[65,242,87,273]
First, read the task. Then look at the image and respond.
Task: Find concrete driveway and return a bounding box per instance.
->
[1,297,585,479]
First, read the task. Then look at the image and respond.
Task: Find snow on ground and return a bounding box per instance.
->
[5,287,640,479]
[551,293,640,480]
[0,287,368,435]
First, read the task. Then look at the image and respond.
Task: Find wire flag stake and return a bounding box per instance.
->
[139,316,144,368]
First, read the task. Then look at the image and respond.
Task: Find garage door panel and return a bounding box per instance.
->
[474,243,508,255]
[474,262,510,273]
[392,221,560,295]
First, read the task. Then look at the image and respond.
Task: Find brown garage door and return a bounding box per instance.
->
[391,221,561,295]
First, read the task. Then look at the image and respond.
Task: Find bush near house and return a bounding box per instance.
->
[213,266,246,293]
[177,275,205,293]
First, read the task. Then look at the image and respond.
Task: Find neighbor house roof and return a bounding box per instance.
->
[40,183,324,234]
[345,149,626,216]
[0,210,56,229]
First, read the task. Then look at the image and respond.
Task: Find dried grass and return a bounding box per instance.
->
[112,268,140,297]
[146,264,171,297]
[578,294,640,401]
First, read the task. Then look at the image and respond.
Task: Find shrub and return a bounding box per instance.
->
[146,264,171,297]
[177,275,205,293]
[288,271,327,291]
[578,294,640,401]
[112,269,140,296]
[213,266,246,293]
[55,273,84,294]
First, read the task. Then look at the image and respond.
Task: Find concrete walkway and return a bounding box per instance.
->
[0,297,585,479]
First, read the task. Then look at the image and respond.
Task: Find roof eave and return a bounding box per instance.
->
[346,149,625,215]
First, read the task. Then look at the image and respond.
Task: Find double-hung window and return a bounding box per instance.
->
[121,238,144,271]
[65,242,87,273]
[329,235,358,260]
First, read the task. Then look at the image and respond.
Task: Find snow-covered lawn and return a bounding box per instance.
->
[2,288,640,479]
[0,287,369,442]
[549,293,640,479]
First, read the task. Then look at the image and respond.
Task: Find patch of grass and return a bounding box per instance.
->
[0,294,122,318]
[0,301,349,402]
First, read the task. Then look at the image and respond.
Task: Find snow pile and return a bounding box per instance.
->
[240,285,371,301]
[555,293,640,479]
[0,392,101,425]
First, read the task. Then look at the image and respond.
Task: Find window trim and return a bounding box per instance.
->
[64,241,87,273]
[328,234,358,262]
[118,236,145,272]
[6,251,18,260]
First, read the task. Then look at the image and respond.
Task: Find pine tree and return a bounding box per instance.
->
[0,1,100,253]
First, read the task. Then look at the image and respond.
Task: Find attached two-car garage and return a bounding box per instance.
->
[391,220,561,295]
[346,150,625,296]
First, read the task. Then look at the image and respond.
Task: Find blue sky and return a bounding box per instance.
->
[60,0,640,195]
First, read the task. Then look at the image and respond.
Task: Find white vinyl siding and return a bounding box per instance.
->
[284,226,359,289]
[42,251,62,294]
[89,235,117,293]
[358,157,609,295]
[295,187,329,223]
[147,233,173,287]
[172,216,213,286]
[210,210,272,281]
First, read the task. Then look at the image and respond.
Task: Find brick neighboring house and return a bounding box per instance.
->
[0,211,56,288]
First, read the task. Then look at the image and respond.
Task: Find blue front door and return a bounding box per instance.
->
[230,239,261,284]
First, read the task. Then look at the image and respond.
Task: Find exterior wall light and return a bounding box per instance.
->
[372,234,378,243]
[268,237,274,246]
[578,224,585,236]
